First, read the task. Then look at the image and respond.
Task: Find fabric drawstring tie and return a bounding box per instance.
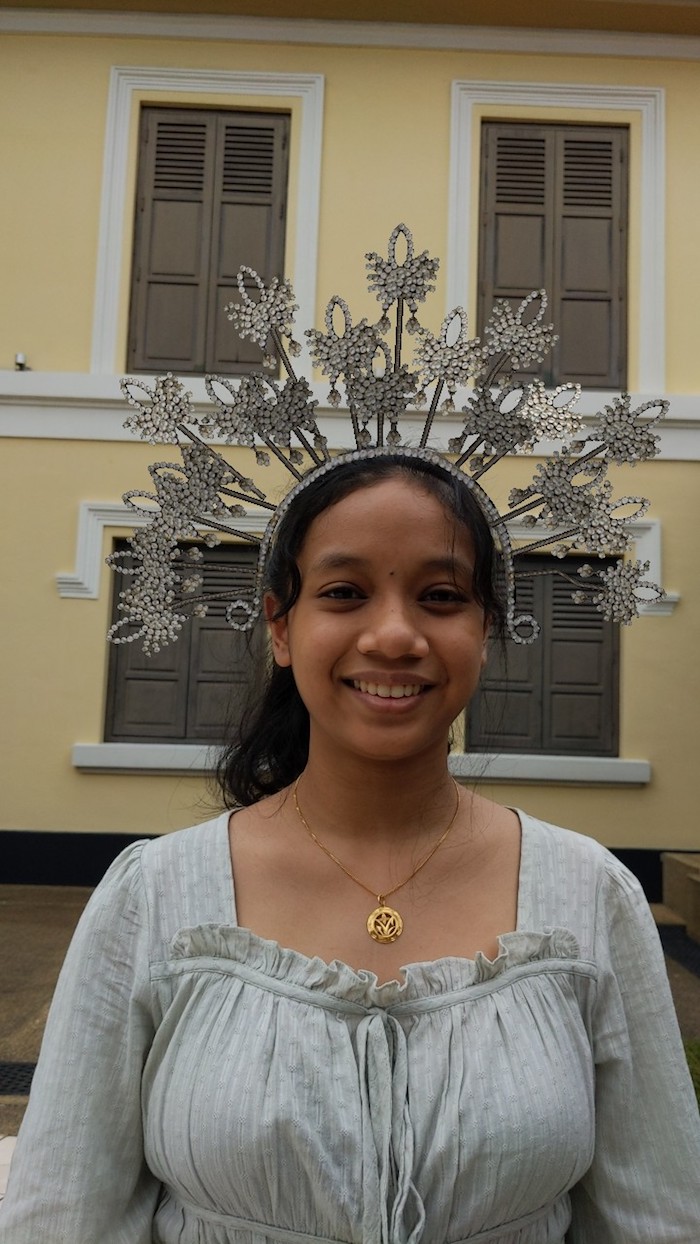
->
[357,1009,425,1244]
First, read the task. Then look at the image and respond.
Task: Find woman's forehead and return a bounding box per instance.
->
[300,477,476,566]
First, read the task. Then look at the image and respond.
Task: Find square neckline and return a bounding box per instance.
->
[221,806,529,982]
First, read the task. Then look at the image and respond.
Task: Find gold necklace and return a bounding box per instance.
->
[292,778,461,944]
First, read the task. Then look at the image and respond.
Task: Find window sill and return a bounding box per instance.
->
[73,743,220,774]
[74,744,650,786]
[449,753,651,785]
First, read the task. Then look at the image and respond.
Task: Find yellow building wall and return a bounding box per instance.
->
[2,434,697,850]
[2,28,700,851]
[3,33,700,384]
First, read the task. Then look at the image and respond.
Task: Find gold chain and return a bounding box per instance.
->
[292,778,461,943]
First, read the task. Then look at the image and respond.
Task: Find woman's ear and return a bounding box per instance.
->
[264,593,292,668]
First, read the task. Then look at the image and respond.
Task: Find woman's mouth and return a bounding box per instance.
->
[351,680,426,699]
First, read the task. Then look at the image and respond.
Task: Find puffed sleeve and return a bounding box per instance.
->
[0,842,161,1242]
[568,855,700,1243]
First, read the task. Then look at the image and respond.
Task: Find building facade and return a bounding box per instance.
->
[2,2,700,879]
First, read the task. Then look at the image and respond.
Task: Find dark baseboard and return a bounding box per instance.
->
[0,830,690,900]
[608,849,664,903]
[1,831,157,887]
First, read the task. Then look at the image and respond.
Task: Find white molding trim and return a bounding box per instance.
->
[4,9,700,59]
[450,753,651,784]
[508,515,678,617]
[73,742,219,773]
[448,82,665,392]
[91,66,324,374]
[71,742,651,782]
[56,502,272,598]
[58,502,678,616]
[3,373,700,459]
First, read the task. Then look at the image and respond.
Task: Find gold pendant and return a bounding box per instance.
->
[367,904,403,943]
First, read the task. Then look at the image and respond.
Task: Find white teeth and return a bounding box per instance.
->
[353,680,423,698]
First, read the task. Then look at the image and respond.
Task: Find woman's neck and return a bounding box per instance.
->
[293,747,465,849]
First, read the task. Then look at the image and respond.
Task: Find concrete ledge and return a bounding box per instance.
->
[662,852,700,942]
[74,744,650,785]
[72,743,220,774]
[449,753,651,785]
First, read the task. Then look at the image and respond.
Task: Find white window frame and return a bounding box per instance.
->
[447,81,665,392]
[91,66,324,375]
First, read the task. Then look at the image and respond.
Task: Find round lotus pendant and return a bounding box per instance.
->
[367,904,403,943]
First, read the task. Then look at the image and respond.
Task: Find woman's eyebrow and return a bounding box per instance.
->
[310,553,368,573]
[309,553,474,577]
[420,556,474,579]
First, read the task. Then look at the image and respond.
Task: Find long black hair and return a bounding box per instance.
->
[217,454,505,807]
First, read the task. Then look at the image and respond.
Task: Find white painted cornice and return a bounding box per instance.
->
[3,372,699,459]
[56,501,272,598]
[4,9,700,59]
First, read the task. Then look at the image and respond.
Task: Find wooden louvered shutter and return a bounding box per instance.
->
[187,550,262,738]
[209,113,289,374]
[106,618,191,740]
[543,567,619,754]
[478,122,628,389]
[468,576,543,751]
[479,127,551,351]
[467,557,619,755]
[129,110,215,373]
[129,107,289,375]
[105,542,260,743]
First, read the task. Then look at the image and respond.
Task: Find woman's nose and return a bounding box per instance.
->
[356,599,429,659]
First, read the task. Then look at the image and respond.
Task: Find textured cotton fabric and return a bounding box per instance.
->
[2,811,700,1243]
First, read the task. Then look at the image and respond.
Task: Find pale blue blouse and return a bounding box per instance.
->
[2,811,700,1243]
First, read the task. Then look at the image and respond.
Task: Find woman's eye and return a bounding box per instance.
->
[422,587,468,604]
[320,584,364,600]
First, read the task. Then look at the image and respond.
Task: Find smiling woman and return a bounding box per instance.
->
[225,459,516,974]
[268,469,491,766]
[3,229,700,1242]
[220,455,504,807]
[4,450,700,1244]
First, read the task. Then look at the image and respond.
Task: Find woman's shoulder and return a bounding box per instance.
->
[97,811,235,952]
[515,809,648,950]
[137,809,231,872]
[518,808,633,878]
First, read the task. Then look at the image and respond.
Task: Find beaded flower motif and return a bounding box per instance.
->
[110,223,666,653]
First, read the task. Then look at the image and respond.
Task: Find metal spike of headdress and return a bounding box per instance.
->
[109,223,667,654]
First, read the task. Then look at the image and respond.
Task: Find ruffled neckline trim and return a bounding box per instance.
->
[169,923,581,1007]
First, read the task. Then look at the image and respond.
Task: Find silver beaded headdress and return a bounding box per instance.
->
[109,223,666,654]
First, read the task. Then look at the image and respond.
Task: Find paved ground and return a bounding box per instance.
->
[0,886,91,1135]
[1,885,699,1137]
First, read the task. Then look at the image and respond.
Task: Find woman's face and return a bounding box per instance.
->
[266,477,490,767]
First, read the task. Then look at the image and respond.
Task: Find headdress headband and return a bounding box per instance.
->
[109,223,666,654]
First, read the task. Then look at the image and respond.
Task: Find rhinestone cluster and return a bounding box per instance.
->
[574,559,664,625]
[413,311,483,410]
[111,224,667,651]
[122,374,194,444]
[482,291,557,371]
[224,267,298,347]
[592,394,665,465]
[365,223,439,321]
[307,298,380,407]
[203,375,320,452]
